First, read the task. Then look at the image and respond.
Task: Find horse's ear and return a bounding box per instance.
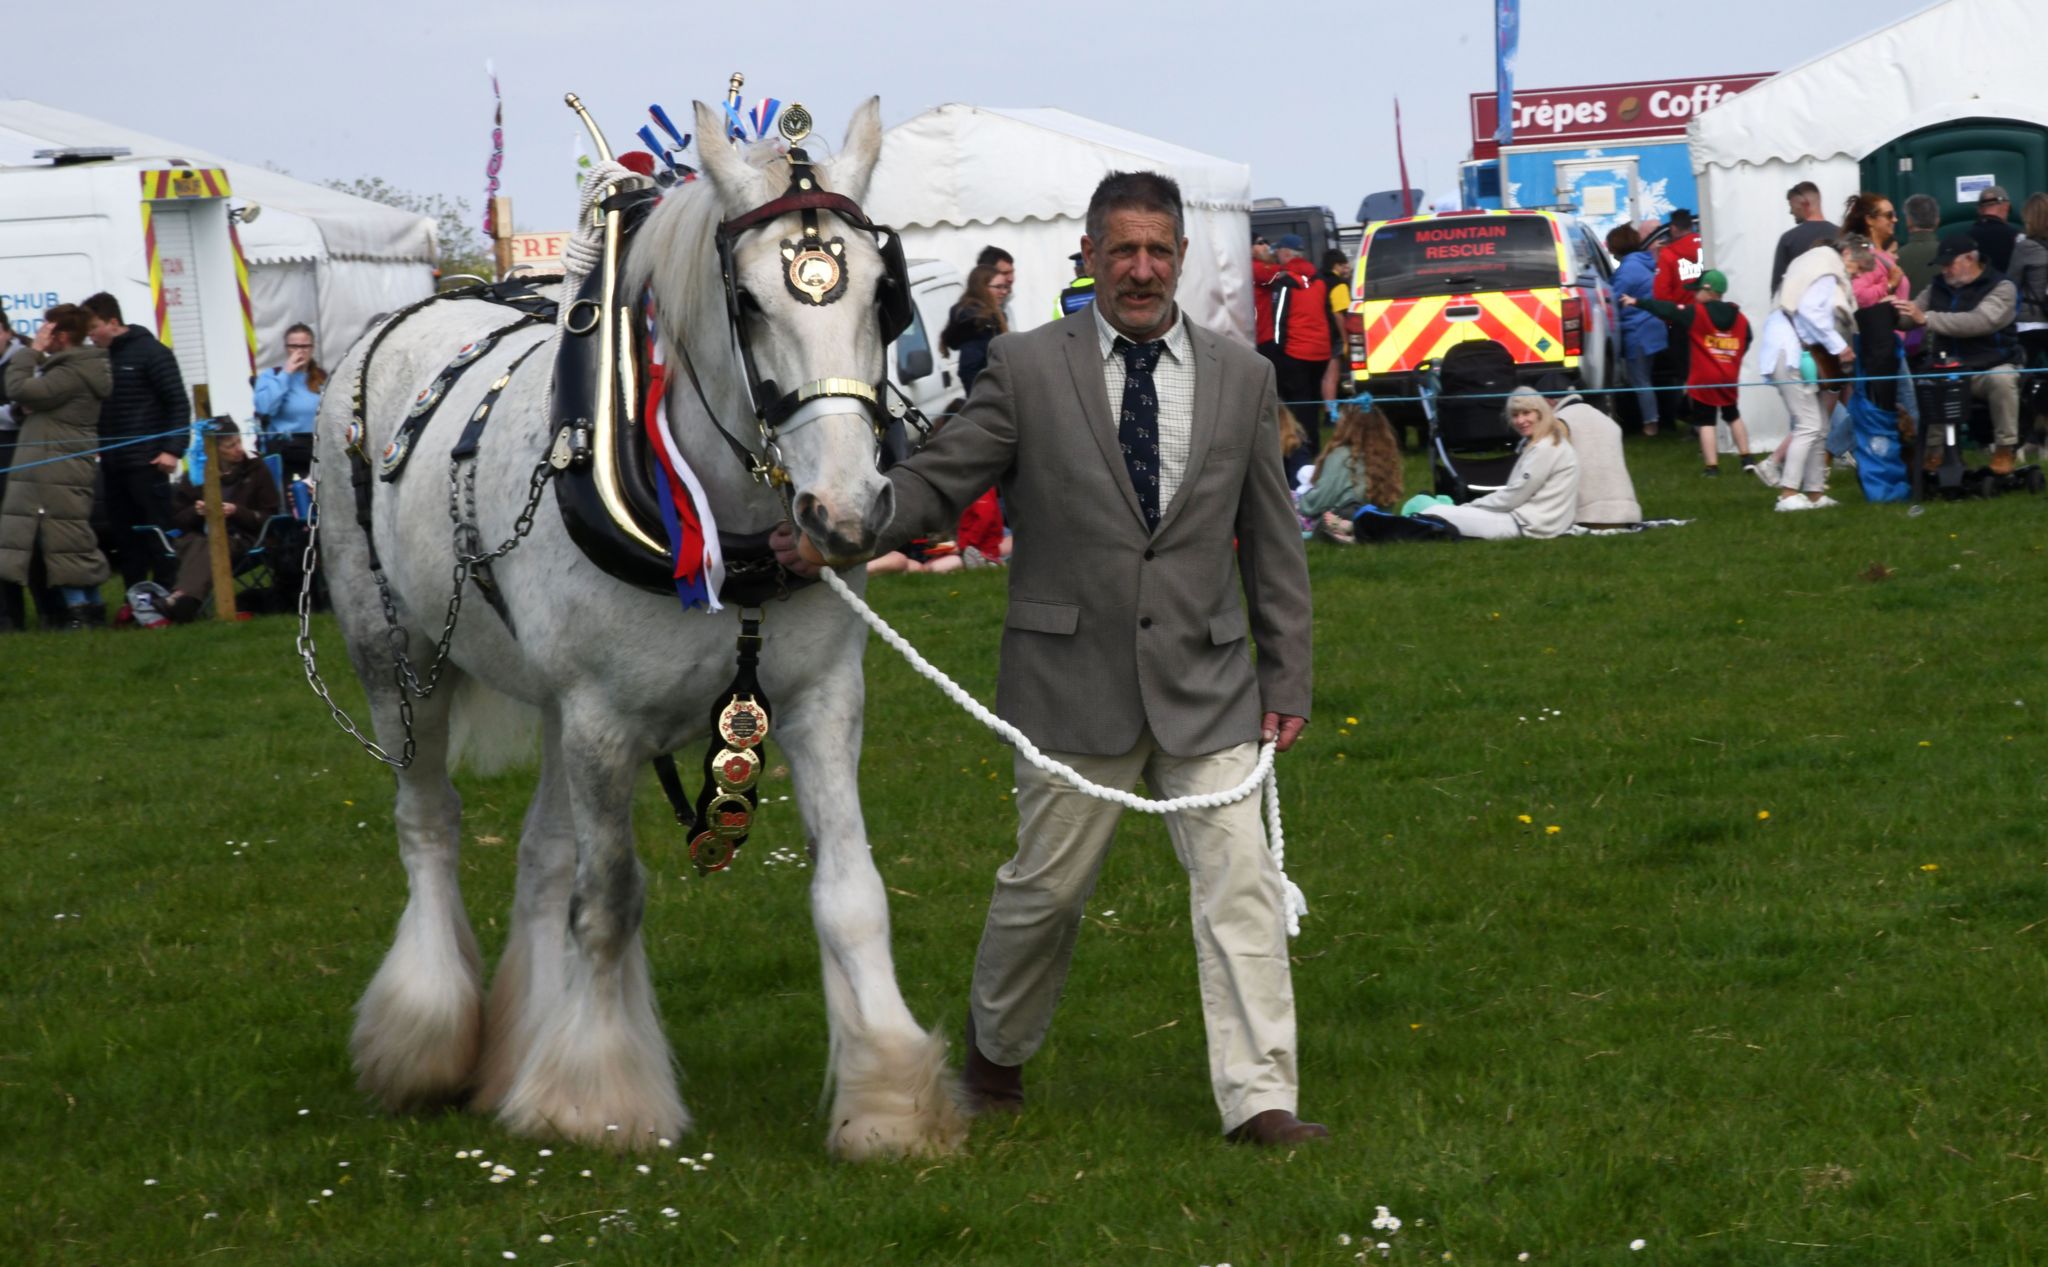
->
[826,97,883,203]
[691,100,770,211]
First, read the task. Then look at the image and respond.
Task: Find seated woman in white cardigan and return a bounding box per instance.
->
[1424,392,1582,540]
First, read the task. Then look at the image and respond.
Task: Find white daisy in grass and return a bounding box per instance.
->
[538,1234,554,1244]
[1630,1239,1647,1251]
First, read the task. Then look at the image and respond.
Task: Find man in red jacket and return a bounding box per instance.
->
[1258,234,1331,478]
[1652,209,1703,306]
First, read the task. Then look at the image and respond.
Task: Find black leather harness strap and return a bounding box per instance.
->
[382,313,549,482]
[676,612,771,874]
[453,338,550,460]
[451,337,552,632]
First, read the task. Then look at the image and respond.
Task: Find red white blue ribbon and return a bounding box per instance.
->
[749,98,781,141]
[642,300,725,611]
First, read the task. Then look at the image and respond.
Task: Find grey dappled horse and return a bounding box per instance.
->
[315,99,965,1157]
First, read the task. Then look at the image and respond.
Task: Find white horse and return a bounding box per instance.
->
[312,98,966,1158]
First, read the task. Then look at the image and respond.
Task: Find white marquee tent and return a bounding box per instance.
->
[865,106,1255,343]
[0,100,437,366]
[1689,0,2048,442]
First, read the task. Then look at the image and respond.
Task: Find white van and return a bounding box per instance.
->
[882,258,964,463]
[0,149,258,425]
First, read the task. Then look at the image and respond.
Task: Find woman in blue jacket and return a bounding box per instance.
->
[252,323,325,478]
[1606,225,1667,436]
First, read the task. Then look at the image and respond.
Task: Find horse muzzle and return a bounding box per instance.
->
[793,480,894,565]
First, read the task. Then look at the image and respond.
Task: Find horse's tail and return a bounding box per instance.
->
[448,675,541,775]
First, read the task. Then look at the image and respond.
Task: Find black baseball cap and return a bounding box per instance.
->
[1932,232,1980,266]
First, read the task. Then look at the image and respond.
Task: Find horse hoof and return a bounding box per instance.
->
[351,918,485,1110]
[826,1026,971,1160]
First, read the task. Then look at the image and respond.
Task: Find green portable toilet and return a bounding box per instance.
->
[1862,117,2048,238]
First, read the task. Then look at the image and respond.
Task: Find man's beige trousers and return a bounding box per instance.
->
[968,732,1300,1133]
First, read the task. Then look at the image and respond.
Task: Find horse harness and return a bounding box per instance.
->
[302,129,925,875]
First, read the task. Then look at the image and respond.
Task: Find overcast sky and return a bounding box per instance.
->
[10,0,1933,237]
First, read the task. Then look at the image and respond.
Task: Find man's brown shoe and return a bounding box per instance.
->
[1992,445,2017,476]
[1226,1109,1330,1146]
[961,1017,1024,1116]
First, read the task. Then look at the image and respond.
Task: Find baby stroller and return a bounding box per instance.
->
[1422,338,1520,502]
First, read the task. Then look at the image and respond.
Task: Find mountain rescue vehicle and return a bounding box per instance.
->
[1344,208,1618,403]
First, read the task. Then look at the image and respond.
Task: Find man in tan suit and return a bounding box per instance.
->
[777,171,1319,1144]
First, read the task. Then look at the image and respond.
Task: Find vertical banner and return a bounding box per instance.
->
[1495,0,1519,146]
[482,60,505,237]
[1395,98,1415,218]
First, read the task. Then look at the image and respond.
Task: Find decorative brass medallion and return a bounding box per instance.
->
[782,237,848,306]
[778,103,813,147]
[717,695,769,749]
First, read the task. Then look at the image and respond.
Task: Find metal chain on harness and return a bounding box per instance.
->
[295,451,557,770]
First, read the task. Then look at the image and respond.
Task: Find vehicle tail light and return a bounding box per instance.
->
[1345,312,1366,374]
[1560,296,1584,358]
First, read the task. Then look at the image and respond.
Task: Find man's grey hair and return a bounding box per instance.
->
[1837,235,1878,272]
[1904,193,1940,231]
[1085,171,1185,246]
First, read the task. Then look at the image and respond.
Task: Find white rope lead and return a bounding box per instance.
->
[817,567,1306,935]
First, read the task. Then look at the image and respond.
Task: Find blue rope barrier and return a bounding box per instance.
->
[0,423,315,475]
[0,427,192,474]
[1285,362,2048,409]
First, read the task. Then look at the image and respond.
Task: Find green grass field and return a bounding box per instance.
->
[4,441,2046,1266]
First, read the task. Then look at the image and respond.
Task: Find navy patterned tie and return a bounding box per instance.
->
[1114,336,1167,529]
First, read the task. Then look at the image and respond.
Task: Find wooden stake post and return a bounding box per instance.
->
[493,195,514,280]
[200,429,237,622]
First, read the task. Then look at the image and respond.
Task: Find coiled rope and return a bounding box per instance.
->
[816,566,1307,936]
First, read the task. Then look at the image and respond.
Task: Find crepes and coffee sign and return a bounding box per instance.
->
[1470,74,1771,159]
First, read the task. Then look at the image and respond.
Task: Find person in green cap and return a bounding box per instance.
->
[1623,268,1756,476]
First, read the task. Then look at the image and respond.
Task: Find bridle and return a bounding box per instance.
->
[665,133,921,503]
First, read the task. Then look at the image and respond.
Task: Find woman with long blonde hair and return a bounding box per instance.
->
[1417,392,1580,540]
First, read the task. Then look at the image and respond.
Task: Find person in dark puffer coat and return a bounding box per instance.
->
[0,304,112,629]
[81,292,188,589]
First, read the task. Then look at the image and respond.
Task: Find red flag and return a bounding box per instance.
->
[1395,97,1414,218]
